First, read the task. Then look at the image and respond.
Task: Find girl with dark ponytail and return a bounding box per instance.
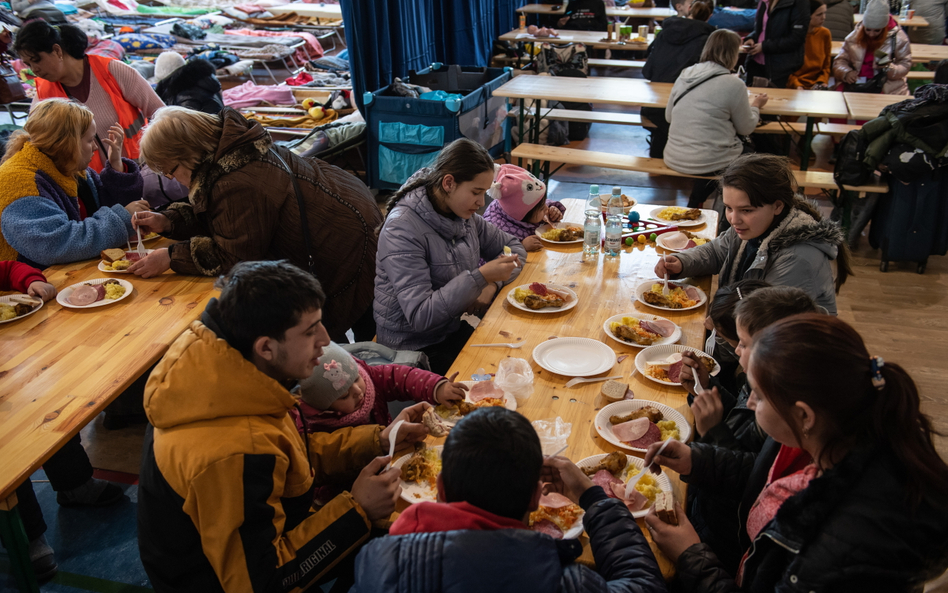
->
[645,313,948,591]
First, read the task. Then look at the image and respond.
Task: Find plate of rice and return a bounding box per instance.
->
[634,279,707,312]
[393,445,443,504]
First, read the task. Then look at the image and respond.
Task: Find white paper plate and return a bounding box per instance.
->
[507,283,579,314]
[435,381,517,427]
[56,278,134,309]
[656,232,710,253]
[0,294,44,325]
[141,232,161,243]
[594,399,691,453]
[535,222,585,244]
[635,344,721,387]
[531,505,586,539]
[393,446,442,504]
[576,453,673,518]
[634,279,707,312]
[98,249,154,273]
[532,337,615,377]
[650,206,707,228]
[602,313,681,348]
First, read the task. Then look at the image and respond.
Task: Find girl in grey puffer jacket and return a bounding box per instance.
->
[374,139,525,374]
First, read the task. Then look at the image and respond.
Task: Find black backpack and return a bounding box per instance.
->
[834,128,875,188]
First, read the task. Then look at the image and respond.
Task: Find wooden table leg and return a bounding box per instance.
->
[0,493,41,593]
[800,117,815,171]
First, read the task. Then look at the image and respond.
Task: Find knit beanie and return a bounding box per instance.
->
[154,51,186,82]
[299,342,360,410]
[862,0,889,29]
[490,164,547,221]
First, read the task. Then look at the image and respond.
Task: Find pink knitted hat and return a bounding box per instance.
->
[490,164,547,221]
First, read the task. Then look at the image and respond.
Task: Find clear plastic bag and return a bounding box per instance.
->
[532,417,572,456]
[494,357,534,405]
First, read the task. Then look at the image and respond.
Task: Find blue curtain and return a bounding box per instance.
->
[341,0,528,112]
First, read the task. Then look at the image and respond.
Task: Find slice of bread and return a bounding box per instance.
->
[101,248,125,263]
[655,492,678,526]
[601,380,629,401]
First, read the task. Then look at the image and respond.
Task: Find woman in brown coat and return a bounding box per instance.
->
[130,106,383,341]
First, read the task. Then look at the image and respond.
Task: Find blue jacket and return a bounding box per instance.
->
[374,179,526,351]
[0,141,142,268]
[350,492,668,593]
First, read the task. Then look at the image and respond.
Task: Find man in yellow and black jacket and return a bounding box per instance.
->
[137,261,428,592]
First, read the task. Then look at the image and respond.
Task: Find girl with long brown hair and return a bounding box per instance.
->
[645,314,948,590]
[375,139,526,374]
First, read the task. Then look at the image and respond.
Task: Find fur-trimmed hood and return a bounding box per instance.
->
[188,107,271,214]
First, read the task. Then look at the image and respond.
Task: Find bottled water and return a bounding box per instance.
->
[583,211,601,258]
[585,184,600,216]
[608,186,623,218]
[604,187,623,257]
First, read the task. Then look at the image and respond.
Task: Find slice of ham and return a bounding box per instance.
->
[663,231,690,250]
[612,417,650,442]
[610,481,650,512]
[667,360,684,383]
[546,286,572,302]
[684,287,700,301]
[468,381,505,403]
[125,251,142,262]
[93,284,107,301]
[640,319,675,338]
[532,519,563,539]
[685,240,697,249]
[592,469,623,496]
[529,282,548,296]
[539,492,575,509]
[627,423,662,449]
[68,285,99,306]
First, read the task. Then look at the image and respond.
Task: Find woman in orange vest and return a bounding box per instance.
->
[14,21,165,172]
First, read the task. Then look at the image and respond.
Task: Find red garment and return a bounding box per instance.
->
[390,501,526,536]
[291,359,445,433]
[0,260,46,292]
[285,71,313,86]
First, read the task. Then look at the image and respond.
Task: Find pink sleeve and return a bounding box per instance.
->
[363,361,442,404]
[109,60,166,119]
[549,200,566,214]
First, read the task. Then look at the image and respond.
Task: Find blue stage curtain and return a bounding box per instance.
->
[341,0,529,112]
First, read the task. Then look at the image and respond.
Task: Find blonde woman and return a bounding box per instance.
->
[0,98,148,269]
[130,106,383,342]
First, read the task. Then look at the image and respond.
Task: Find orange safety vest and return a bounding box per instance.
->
[35,54,146,172]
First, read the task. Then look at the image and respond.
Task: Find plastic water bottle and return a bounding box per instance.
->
[583,211,601,258]
[585,184,600,216]
[899,0,910,19]
[605,187,623,256]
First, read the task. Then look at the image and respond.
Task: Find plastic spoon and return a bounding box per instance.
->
[469,342,524,349]
[385,419,404,470]
[565,374,623,388]
[134,212,145,258]
[648,438,676,474]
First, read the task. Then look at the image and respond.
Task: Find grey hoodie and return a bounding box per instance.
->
[663,62,761,175]
[374,182,526,351]
[673,206,842,314]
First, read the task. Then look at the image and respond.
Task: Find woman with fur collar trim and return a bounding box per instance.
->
[655,154,851,315]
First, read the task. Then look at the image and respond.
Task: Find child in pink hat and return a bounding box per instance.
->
[482,164,564,251]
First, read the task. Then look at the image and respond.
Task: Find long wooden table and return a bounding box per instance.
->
[831,40,948,63]
[500,27,652,51]
[444,200,718,578]
[843,91,906,120]
[853,13,929,27]
[518,3,678,20]
[494,74,851,170]
[0,242,217,592]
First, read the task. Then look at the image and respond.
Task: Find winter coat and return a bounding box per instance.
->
[675,446,948,592]
[746,0,810,86]
[832,21,913,96]
[374,182,526,351]
[786,26,832,89]
[643,17,718,84]
[350,489,669,593]
[482,199,565,240]
[137,298,382,593]
[907,0,948,45]
[0,141,140,268]
[672,205,842,314]
[161,108,383,341]
[664,62,761,175]
[859,84,948,176]
[823,0,855,40]
[155,58,224,115]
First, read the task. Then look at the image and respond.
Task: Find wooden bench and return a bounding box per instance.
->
[907,70,936,79]
[510,143,889,193]
[508,107,860,137]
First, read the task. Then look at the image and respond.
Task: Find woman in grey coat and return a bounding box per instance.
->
[374,139,526,374]
[655,154,852,316]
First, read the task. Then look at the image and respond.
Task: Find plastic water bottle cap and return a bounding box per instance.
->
[589,184,599,194]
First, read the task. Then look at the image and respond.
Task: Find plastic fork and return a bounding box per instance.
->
[565,374,623,388]
[662,254,671,297]
[469,342,524,349]
[134,212,145,258]
[625,467,647,498]
[384,419,404,471]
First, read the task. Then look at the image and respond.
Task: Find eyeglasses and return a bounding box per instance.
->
[162,164,179,180]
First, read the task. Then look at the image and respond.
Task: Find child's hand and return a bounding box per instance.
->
[27,281,56,302]
[546,205,563,223]
[691,388,724,436]
[522,235,543,252]
[103,124,126,173]
[644,503,701,563]
[435,372,469,406]
[679,351,711,397]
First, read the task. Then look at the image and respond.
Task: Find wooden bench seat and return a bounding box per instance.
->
[510,143,889,193]
[588,58,645,69]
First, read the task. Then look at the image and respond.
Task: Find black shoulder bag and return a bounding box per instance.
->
[844,34,898,94]
[269,148,316,276]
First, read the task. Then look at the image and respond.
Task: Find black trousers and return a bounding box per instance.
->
[419,323,476,376]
